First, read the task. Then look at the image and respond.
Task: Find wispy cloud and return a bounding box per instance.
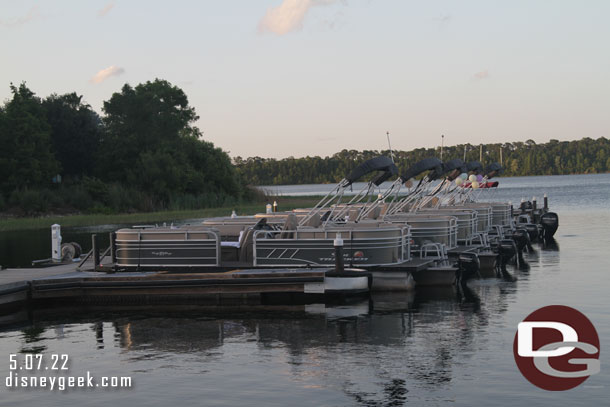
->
[0,5,40,28]
[97,3,115,17]
[90,66,125,84]
[473,70,490,80]
[434,13,452,24]
[259,0,339,35]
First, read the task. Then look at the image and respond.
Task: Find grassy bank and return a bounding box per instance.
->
[0,196,322,232]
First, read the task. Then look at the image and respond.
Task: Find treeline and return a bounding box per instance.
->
[0,80,251,215]
[235,137,610,185]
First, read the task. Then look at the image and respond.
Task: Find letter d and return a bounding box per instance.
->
[5,371,13,387]
[518,321,578,357]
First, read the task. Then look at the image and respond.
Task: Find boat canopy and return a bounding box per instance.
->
[371,162,399,186]
[441,159,466,180]
[466,161,483,174]
[401,157,443,181]
[346,156,396,185]
[485,162,502,179]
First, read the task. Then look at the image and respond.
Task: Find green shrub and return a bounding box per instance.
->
[81,176,110,202]
[66,186,94,210]
[9,189,49,214]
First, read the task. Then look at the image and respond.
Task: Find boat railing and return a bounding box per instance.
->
[490,203,512,227]
[115,228,222,267]
[385,214,458,250]
[419,242,447,261]
[471,232,490,247]
[417,209,478,245]
[252,225,411,267]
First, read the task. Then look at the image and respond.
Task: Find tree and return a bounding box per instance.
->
[43,93,102,178]
[0,83,60,195]
[99,79,241,202]
[235,137,610,185]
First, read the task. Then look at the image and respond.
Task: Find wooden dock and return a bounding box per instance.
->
[0,257,372,314]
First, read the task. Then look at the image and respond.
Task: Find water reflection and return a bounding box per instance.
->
[0,281,516,406]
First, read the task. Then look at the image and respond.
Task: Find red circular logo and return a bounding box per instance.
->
[513,305,600,391]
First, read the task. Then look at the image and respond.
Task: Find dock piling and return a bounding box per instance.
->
[92,234,100,271]
[544,193,548,211]
[334,233,344,272]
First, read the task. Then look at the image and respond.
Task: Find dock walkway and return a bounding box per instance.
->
[0,259,371,312]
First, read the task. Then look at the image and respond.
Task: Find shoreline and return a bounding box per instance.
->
[0,196,322,232]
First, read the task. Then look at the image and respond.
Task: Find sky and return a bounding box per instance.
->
[1,0,609,158]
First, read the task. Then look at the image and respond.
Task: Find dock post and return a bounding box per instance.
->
[92,234,100,271]
[51,224,62,262]
[532,197,537,211]
[544,193,548,211]
[109,232,116,264]
[334,233,344,272]
[520,198,526,213]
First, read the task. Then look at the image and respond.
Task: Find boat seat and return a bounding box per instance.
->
[220,231,244,248]
[366,206,382,220]
[208,223,247,239]
[302,213,320,228]
[379,203,390,217]
[238,228,255,263]
[280,213,298,239]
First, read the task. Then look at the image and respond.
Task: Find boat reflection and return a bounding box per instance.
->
[3,282,513,405]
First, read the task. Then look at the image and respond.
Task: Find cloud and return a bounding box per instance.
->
[90,66,125,83]
[97,3,115,17]
[473,70,490,80]
[434,13,452,24]
[0,5,40,28]
[258,0,338,35]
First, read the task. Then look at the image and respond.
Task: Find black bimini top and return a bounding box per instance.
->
[346,156,396,185]
[401,157,443,181]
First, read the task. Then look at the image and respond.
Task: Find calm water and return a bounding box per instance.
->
[0,174,609,406]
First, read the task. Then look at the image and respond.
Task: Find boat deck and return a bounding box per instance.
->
[367,258,435,272]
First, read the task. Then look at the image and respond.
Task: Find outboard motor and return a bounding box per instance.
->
[540,212,559,239]
[456,252,480,282]
[497,239,517,272]
[524,223,539,243]
[512,228,531,269]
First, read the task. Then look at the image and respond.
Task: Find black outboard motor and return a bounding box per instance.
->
[497,239,518,272]
[540,212,559,239]
[524,223,539,243]
[456,252,480,283]
[512,228,531,269]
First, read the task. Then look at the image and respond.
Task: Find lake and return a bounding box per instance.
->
[0,173,608,406]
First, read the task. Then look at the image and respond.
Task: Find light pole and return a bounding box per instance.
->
[386,131,394,162]
[441,134,444,160]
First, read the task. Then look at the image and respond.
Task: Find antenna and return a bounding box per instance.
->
[386,131,394,163]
